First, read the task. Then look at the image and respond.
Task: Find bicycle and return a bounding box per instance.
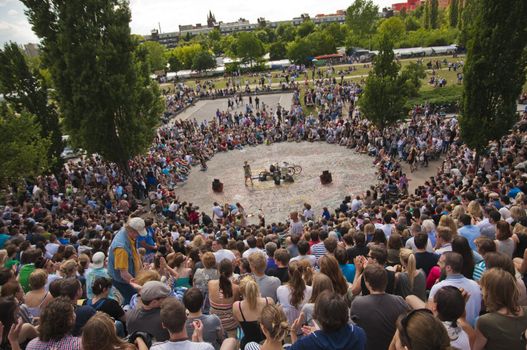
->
[280,162,302,176]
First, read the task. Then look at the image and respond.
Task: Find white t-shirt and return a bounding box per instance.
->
[242,247,263,259]
[277,285,312,324]
[212,206,223,219]
[290,254,317,267]
[151,340,213,350]
[214,249,236,263]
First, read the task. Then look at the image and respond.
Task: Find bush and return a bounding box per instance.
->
[406,84,462,109]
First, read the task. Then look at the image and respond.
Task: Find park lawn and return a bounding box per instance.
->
[167,54,466,91]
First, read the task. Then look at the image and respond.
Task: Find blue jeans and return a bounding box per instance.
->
[113,280,136,305]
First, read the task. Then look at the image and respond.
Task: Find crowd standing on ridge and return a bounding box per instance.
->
[1,72,527,350]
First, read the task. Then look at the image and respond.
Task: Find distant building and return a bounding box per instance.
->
[219,18,257,34]
[392,0,423,12]
[23,43,39,57]
[392,0,450,13]
[312,10,346,24]
[143,9,349,48]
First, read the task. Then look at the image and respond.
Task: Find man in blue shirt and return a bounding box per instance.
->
[458,214,480,251]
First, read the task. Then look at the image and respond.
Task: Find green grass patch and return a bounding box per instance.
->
[406,84,463,107]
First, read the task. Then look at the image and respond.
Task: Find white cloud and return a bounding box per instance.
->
[0,0,15,7]
[7,9,17,16]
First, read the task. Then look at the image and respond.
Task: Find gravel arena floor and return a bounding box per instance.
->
[174,142,377,225]
[172,94,378,225]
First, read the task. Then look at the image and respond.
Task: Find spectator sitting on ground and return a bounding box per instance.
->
[291,291,366,350]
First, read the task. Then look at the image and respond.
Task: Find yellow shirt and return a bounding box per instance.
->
[113,237,141,274]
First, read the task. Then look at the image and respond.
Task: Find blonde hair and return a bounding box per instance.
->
[399,248,417,290]
[510,206,527,222]
[134,269,161,286]
[438,215,458,236]
[0,250,7,266]
[29,269,48,290]
[467,200,482,219]
[451,205,465,220]
[240,276,259,310]
[259,304,289,341]
[60,259,78,278]
[201,252,216,269]
[364,223,375,236]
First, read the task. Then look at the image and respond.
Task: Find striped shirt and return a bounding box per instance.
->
[26,335,81,350]
[311,242,327,261]
[473,261,486,281]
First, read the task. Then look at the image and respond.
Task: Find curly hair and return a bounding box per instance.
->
[38,297,75,341]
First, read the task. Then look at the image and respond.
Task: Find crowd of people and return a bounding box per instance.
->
[1,70,527,350]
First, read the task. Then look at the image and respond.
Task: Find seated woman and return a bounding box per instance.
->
[233,276,274,350]
[26,297,81,350]
[82,312,146,350]
[244,304,289,350]
[83,277,126,323]
[209,259,240,332]
[23,269,53,318]
[391,309,452,350]
[276,261,312,325]
[473,268,527,350]
[291,291,366,350]
[0,297,38,349]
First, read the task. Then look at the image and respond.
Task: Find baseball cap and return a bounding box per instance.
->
[128,217,147,236]
[91,252,106,269]
[140,281,171,302]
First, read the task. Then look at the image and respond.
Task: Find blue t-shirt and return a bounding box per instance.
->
[0,233,11,249]
[137,227,156,254]
[340,264,356,283]
[290,324,366,350]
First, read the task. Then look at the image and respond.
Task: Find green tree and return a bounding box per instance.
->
[449,0,459,27]
[269,41,287,60]
[0,106,50,186]
[191,50,216,73]
[399,62,426,97]
[167,53,182,72]
[297,20,315,38]
[429,0,439,29]
[405,15,421,31]
[346,0,379,38]
[22,0,163,171]
[306,31,336,56]
[0,42,63,171]
[323,23,347,46]
[235,32,265,66]
[140,41,167,72]
[423,1,431,29]
[459,0,527,153]
[286,38,312,66]
[276,23,296,42]
[376,17,406,45]
[359,36,406,130]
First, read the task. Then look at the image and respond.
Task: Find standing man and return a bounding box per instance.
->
[108,216,147,305]
[243,161,253,186]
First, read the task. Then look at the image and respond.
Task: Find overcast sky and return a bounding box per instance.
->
[0,0,395,45]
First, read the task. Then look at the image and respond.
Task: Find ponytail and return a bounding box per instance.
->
[407,253,416,290]
[288,261,306,308]
[218,259,233,298]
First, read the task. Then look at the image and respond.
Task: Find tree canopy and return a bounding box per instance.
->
[22,0,163,170]
[0,106,50,186]
[0,42,63,171]
[459,0,527,153]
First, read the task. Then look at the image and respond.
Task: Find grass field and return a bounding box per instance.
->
[161,54,466,92]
